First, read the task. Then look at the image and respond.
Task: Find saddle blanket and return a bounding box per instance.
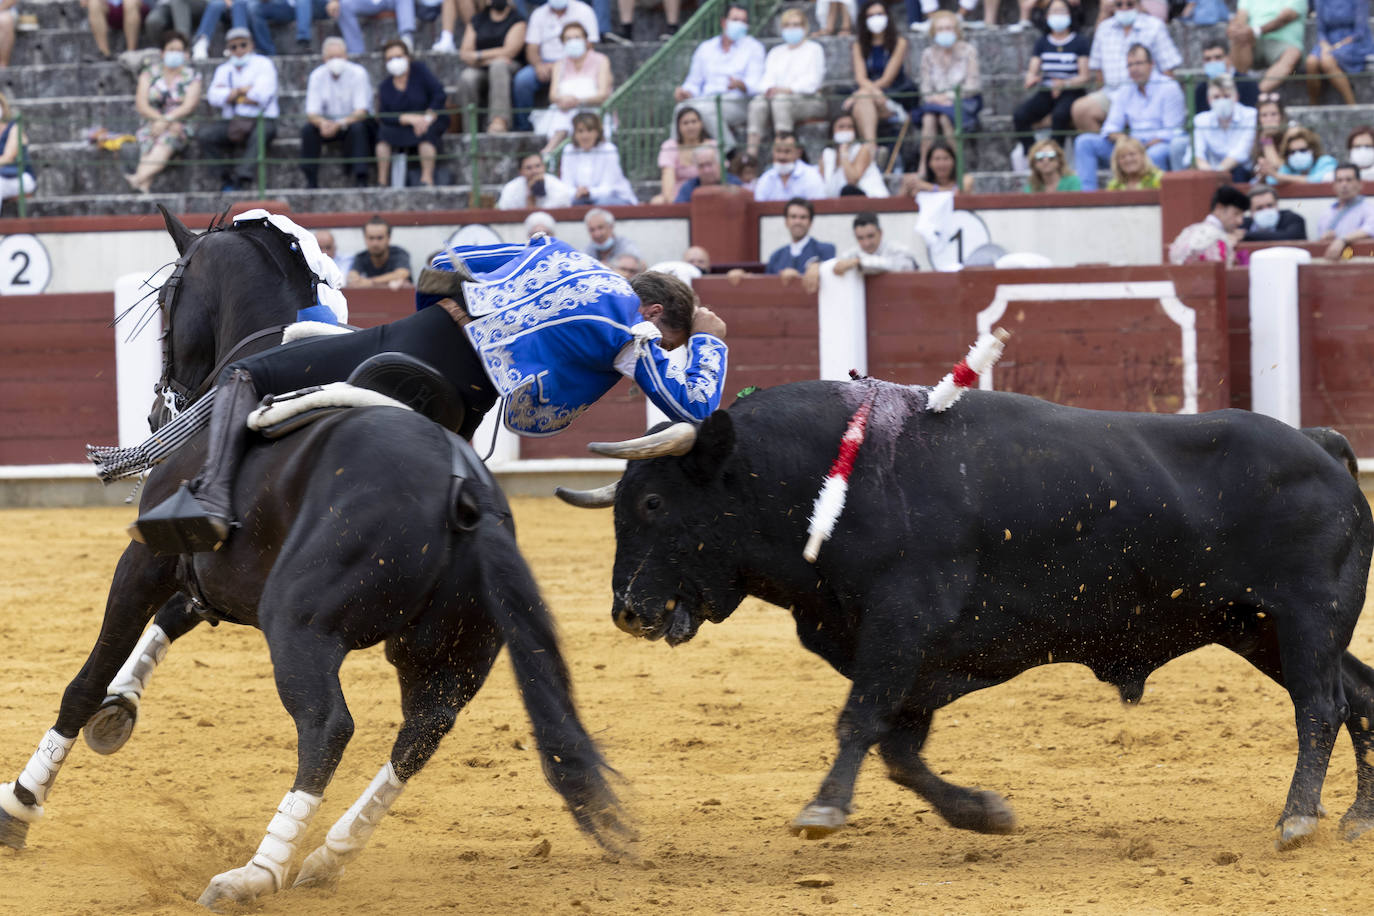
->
[246,382,411,433]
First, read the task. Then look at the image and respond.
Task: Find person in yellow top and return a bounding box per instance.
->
[1106,135,1162,189]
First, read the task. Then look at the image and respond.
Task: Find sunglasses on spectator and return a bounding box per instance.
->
[1257,92,1280,103]
[1033,151,1059,161]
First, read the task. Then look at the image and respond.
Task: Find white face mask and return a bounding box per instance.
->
[1352,147,1374,169]
[231,53,251,68]
[163,49,186,68]
[833,130,855,145]
[325,56,347,76]
[1114,8,1137,25]
[1209,97,1234,121]
[866,14,888,33]
[1251,207,1280,230]
[1046,13,1070,31]
[775,160,795,176]
[386,57,409,77]
[563,37,586,58]
[933,30,956,48]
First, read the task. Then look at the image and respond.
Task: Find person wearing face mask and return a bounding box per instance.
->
[1346,126,1374,181]
[673,5,765,149]
[1274,126,1337,185]
[1240,185,1307,241]
[1070,0,1180,136]
[753,130,826,201]
[300,36,373,189]
[582,208,641,266]
[1226,0,1306,94]
[1010,0,1089,171]
[1073,43,1182,191]
[915,10,981,178]
[1315,163,1374,259]
[454,0,525,134]
[843,3,914,144]
[744,8,827,158]
[820,112,887,197]
[512,0,599,132]
[198,27,278,192]
[536,21,612,154]
[375,37,448,187]
[125,29,202,194]
[1176,76,1256,182]
[1192,39,1259,115]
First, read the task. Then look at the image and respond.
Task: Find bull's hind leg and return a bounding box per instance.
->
[295,614,502,888]
[1337,652,1374,841]
[197,627,351,909]
[0,545,177,849]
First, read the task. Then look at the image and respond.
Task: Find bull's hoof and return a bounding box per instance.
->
[790,804,847,839]
[0,808,30,850]
[944,790,1017,834]
[197,862,278,911]
[83,694,139,756]
[1275,815,1319,850]
[292,845,344,890]
[1339,808,1374,842]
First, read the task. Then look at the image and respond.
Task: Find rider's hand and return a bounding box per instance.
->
[690,306,727,338]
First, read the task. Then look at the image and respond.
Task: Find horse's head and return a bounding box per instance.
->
[149,206,314,431]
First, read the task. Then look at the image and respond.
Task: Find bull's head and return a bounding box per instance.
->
[557,412,745,646]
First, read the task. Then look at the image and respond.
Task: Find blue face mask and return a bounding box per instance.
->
[933,30,956,47]
[1047,13,1070,31]
[1114,8,1137,25]
[1203,60,1227,79]
[781,25,805,45]
[724,20,749,41]
[1251,207,1280,230]
[1287,150,1314,172]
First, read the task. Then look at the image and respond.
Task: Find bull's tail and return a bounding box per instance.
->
[475,523,632,852]
[1302,426,1360,479]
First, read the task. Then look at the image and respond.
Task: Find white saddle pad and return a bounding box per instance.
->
[247,382,411,432]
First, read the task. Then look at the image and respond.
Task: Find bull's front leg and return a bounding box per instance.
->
[790,691,882,839]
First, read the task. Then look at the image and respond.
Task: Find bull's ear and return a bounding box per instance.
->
[684,410,734,482]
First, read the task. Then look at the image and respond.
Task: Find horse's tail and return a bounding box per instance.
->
[475,521,633,853]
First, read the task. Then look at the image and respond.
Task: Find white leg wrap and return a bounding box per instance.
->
[196,790,321,909]
[294,762,405,888]
[106,624,171,701]
[14,729,76,810]
[0,782,43,824]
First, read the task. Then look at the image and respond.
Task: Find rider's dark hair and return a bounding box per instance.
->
[630,271,695,334]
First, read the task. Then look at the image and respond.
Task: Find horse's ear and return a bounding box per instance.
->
[158,203,198,256]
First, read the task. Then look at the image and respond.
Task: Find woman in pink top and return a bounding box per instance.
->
[538,21,613,154]
[652,106,718,203]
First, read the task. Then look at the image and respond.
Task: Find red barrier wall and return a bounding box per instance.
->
[1297,264,1374,450]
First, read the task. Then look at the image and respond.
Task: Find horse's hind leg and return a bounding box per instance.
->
[83,594,206,755]
[196,625,351,909]
[0,545,177,849]
[295,609,503,888]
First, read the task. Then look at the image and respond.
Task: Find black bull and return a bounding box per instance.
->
[560,379,1374,849]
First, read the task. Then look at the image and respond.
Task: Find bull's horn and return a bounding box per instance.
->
[554,482,618,509]
[588,422,698,459]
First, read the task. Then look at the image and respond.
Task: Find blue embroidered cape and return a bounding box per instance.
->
[419,237,728,437]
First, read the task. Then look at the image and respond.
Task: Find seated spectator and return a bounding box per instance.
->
[1024,138,1079,191]
[1316,162,1374,259]
[753,130,826,201]
[674,145,744,202]
[513,0,599,133]
[0,91,35,202]
[1179,0,1229,24]
[1011,0,1089,171]
[233,0,299,56]
[1305,0,1373,106]
[915,11,980,176]
[524,209,557,236]
[684,245,711,272]
[1347,125,1374,180]
[559,111,637,205]
[376,38,448,187]
[198,28,277,192]
[845,3,915,143]
[1168,184,1248,266]
[672,4,765,148]
[745,8,826,157]
[1181,76,1256,182]
[815,0,855,36]
[1268,126,1337,185]
[192,0,294,59]
[145,0,209,47]
[347,216,412,288]
[899,134,972,194]
[1074,43,1181,191]
[767,197,835,281]
[907,0,995,31]
[314,228,354,275]
[1250,94,1287,176]
[301,38,373,189]
[1071,0,1180,135]
[0,0,15,69]
[654,107,718,204]
[125,30,201,194]
[1227,0,1305,94]
[1106,135,1161,189]
[1193,39,1259,114]
[499,149,574,208]
[1240,184,1307,240]
[420,0,453,52]
[583,207,640,263]
[832,211,918,275]
[729,148,761,191]
[83,0,147,59]
[338,0,416,55]
[455,0,525,133]
[610,252,645,280]
[820,112,888,197]
[537,21,611,153]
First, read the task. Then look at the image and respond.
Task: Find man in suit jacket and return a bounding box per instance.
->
[766,197,836,284]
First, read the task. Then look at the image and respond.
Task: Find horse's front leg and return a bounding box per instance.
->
[0,544,178,848]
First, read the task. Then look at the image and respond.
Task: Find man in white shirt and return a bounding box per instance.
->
[512,0,599,131]
[832,212,919,275]
[301,37,373,188]
[1071,0,1181,133]
[199,28,279,192]
[753,131,825,202]
[497,151,575,209]
[673,3,764,148]
[744,7,826,157]
[1174,75,1256,182]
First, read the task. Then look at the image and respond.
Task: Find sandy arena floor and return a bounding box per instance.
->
[2,500,1373,915]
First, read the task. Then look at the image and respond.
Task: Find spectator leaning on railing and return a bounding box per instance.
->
[832,211,918,275]
[1180,75,1257,181]
[1074,43,1182,191]
[375,37,449,187]
[1010,0,1089,172]
[763,196,835,288]
[899,133,972,193]
[1305,0,1374,107]
[1167,184,1248,266]
[1315,162,1374,259]
[1226,0,1305,95]
[513,0,599,133]
[454,0,525,133]
[1071,0,1180,135]
[498,149,574,208]
[301,36,373,189]
[1240,184,1307,240]
[347,214,412,289]
[199,27,278,193]
[0,91,35,203]
[126,29,202,194]
[745,7,827,158]
[673,4,765,149]
[844,2,915,144]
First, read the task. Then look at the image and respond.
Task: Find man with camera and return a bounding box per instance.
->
[497,151,574,209]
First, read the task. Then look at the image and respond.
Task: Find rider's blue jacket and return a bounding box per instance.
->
[419,237,727,436]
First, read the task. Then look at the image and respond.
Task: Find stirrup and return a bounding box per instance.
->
[129,484,232,555]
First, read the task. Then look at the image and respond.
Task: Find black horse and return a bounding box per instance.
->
[0,209,627,909]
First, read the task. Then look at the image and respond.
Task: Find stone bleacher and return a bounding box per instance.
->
[7,0,1374,216]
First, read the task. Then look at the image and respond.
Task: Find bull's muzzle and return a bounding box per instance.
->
[612,595,652,638]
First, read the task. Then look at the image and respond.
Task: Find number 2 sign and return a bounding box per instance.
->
[0,234,52,294]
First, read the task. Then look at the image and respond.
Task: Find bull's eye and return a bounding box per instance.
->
[641,493,662,514]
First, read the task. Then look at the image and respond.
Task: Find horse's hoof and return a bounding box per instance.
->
[963,790,1018,834]
[1339,810,1374,842]
[1275,815,1319,850]
[0,807,30,850]
[292,845,343,889]
[83,694,139,756]
[790,804,847,839]
[197,862,277,911]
